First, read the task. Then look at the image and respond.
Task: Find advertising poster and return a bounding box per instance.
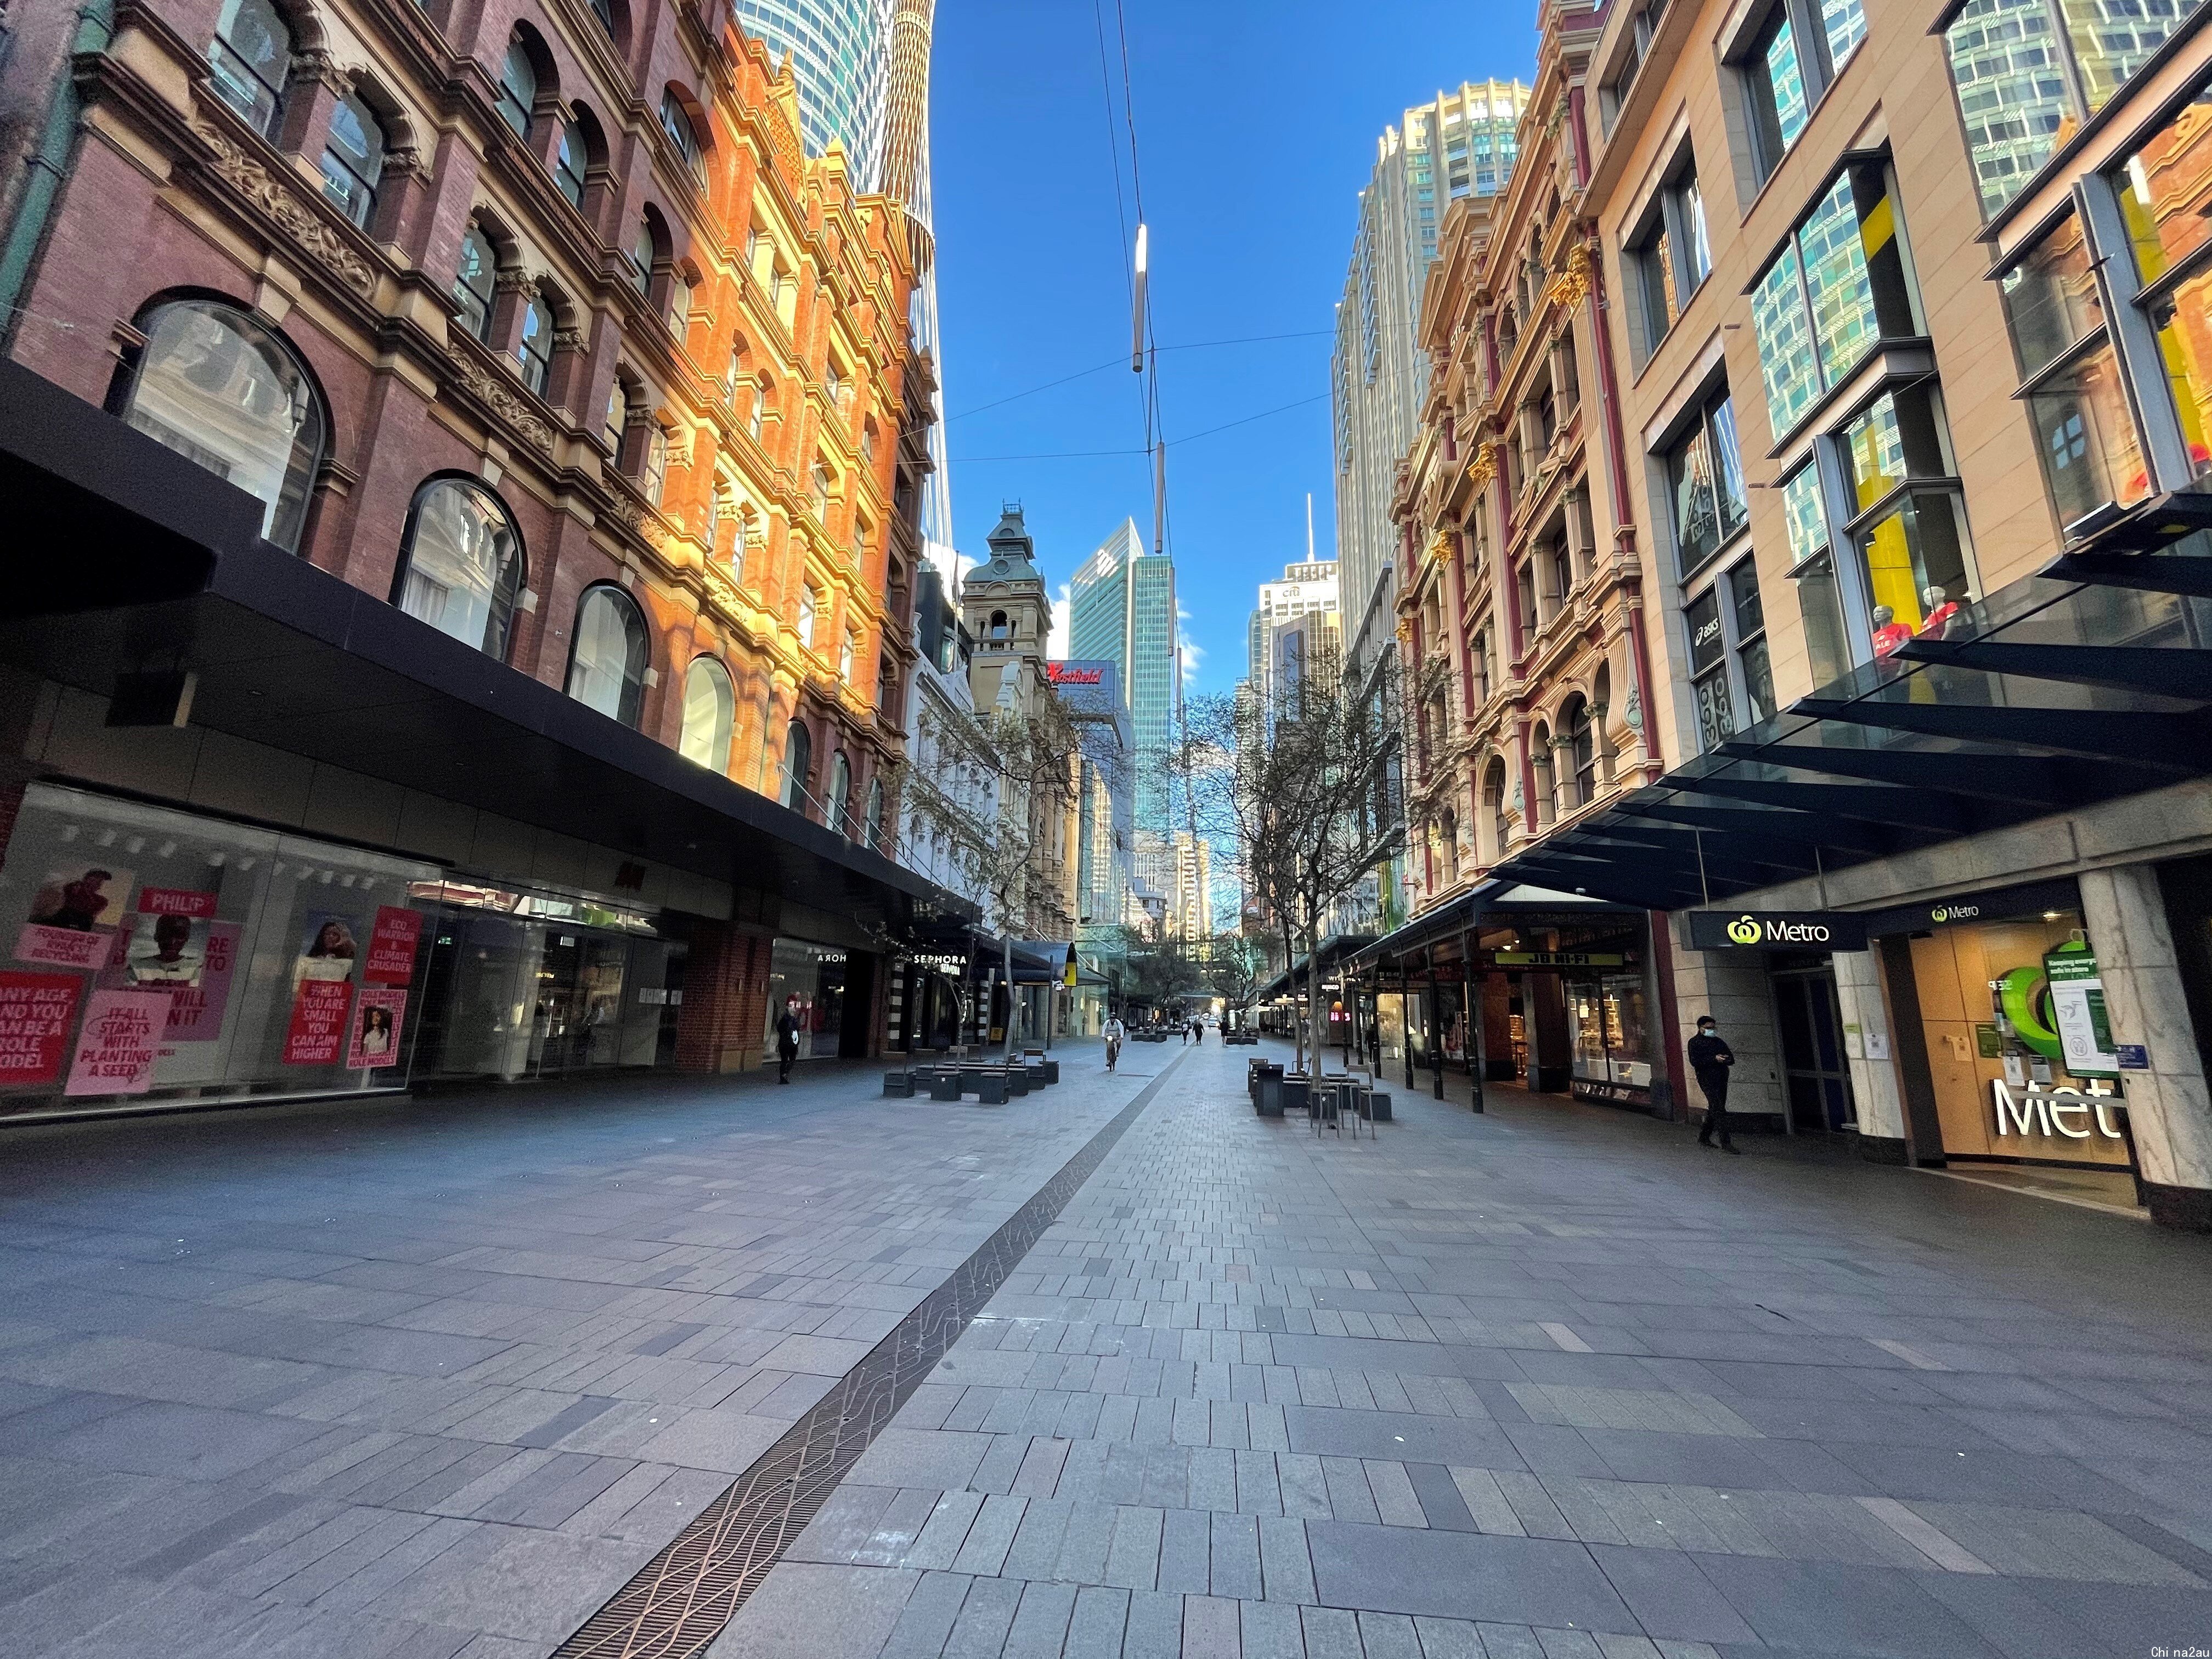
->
[0,972,84,1087]
[161,922,241,1044]
[17,864,133,970]
[2046,947,2119,1079]
[283,978,351,1066]
[364,907,424,985]
[346,986,408,1069]
[295,913,361,989]
[64,988,168,1096]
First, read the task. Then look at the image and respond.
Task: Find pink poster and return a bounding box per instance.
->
[16,923,111,971]
[64,989,168,1096]
[18,864,133,969]
[0,972,84,1087]
[160,922,241,1044]
[135,888,218,919]
[364,907,424,986]
[346,986,408,1069]
[283,978,351,1066]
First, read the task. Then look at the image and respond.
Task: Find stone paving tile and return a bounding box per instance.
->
[19,1041,2212,1655]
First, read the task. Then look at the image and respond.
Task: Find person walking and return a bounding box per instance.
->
[775,995,803,1085]
[1686,1014,1740,1152]
[1103,1013,1125,1073]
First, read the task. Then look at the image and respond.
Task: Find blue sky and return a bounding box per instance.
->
[930,0,1538,696]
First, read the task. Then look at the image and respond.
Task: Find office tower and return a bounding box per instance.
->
[1068,520,1178,837]
[1246,559,1340,709]
[1169,831,1212,941]
[1332,80,1528,680]
[738,0,955,569]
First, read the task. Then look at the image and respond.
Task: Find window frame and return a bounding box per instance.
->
[391,473,526,661]
[678,655,735,772]
[1680,557,1774,753]
[208,0,291,139]
[453,226,497,342]
[1729,0,1870,184]
[318,91,385,230]
[563,583,649,727]
[1626,148,1712,360]
[515,294,555,396]
[496,36,538,140]
[1656,382,1751,578]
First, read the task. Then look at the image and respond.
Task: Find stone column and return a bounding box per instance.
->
[1832,947,1908,1163]
[2079,865,2212,1230]
[1668,933,1786,1129]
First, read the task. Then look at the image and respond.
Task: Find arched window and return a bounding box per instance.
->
[603,376,629,455]
[208,0,290,138]
[586,0,616,38]
[665,267,691,337]
[839,628,857,682]
[723,342,743,400]
[555,117,590,208]
[864,776,885,849]
[1484,758,1509,861]
[121,298,324,550]
[516,295,554,395]
[1593,665,1615,782]
[627,215,656,295]
[810,460,832,516]
[988,610,1008,640]
[566,585,647,725]
[1531,724,1556,826]
[678,657,733,771]
[1440,809,1459,885]
[1565,695,1596,807]
[643,425,669,504]
[393,476,523,658]
[828,752,853,836]
[453,225,496,340]
[732,506,755,583]
[748,375,769,441]
[319,93,385,229]
[797,584,818,647]
[659,90,704,182]
[496,34,538,139]
[781,720,812,811]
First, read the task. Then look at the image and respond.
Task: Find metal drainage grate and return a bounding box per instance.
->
[553,1053,1188,1659]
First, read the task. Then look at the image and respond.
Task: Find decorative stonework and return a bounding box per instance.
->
[444,349,555,452]
[1467,441,1497,489]
[1544,244,1594,312]
[191,120,376,299]
[494,269,539,296]
[288,49,359,94]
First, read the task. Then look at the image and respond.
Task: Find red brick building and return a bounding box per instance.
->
[0,0,958,1116]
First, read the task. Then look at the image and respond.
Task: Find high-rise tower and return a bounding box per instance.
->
[1068,520,1177,839]
[1331,80,1529,683]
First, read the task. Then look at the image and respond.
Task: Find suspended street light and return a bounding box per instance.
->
[1131,222,1149,374]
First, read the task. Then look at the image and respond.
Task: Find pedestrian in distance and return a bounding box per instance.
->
[775,995,802,1084]
[1686,1014,1740,1153]
[1103,1013,1125,1072]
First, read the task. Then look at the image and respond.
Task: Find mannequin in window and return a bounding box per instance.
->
[1917,583,1960,637]
[1870,603,1912,659]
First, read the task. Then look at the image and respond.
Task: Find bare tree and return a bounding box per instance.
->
[1180,637,1442,1074]
[1204,930,1265,1030]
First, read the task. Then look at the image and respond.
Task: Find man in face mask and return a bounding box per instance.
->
[1686,1015,1740,1153]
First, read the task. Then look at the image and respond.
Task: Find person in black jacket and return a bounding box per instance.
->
[1686,1015,1741,1153]
[775,996,803,1084]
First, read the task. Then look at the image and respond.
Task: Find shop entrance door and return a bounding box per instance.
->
[1773,967,1853,1131]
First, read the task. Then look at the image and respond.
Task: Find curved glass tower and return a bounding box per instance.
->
[732,0,896,189]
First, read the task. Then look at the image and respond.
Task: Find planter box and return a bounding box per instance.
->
[883,1071,915,1097]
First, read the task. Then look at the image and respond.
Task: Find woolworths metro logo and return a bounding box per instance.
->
[1931,902,1982,923]
[1688,910,1869,952]
[1727,916,1763,945]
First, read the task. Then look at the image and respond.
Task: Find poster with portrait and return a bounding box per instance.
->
[63,988,168,1096]
[0,972,84,1087]
[293,913,362,991]
[283,978,351,1066]
[159,922,241,1045]
[346,986,408,1069]
[17,865,133,970]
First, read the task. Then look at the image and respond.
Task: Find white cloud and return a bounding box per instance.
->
[1046,583,1071,659]
[1179,638,1205,693]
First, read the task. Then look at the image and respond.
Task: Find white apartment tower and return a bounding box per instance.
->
[1246,560,1340,710]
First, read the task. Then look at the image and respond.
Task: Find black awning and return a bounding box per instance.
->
[1342,879,1648,971]
[1255,932,1376,1002]
[1488,547,2212,909]
[0,361,975,937]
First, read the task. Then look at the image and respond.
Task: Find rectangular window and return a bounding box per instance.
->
[1943,0,2202,219]
[1751,161,1920,437]
[1628,157,1711,356]
[1739,0,1872,182]
[1663,388,1750,574]
[2112,76,2212,485]
[1684,560,1774,752]
[1685,588,1735,749]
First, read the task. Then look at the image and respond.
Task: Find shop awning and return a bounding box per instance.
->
[1486,544,2212,911]
[972,936,1069,984]
[1255,933,1376,1002]
[1342,881,1642,972]
[0,362,977,937]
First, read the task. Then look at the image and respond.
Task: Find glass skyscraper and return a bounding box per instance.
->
[733,0,896,189]
[1068,520,1177,837]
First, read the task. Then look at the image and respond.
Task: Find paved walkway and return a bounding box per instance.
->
[3,1040,2212,1657]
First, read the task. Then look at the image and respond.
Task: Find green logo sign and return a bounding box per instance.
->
[1727,915,1763,945]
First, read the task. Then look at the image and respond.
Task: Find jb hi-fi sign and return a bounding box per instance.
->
[1687,911,1870,951]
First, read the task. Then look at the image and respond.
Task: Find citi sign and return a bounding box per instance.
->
[1688,910,1869,952]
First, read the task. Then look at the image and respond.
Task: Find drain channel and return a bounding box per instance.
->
[552,1052,1188,1659]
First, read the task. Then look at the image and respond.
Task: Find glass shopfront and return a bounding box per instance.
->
[406,882,680,1082]
[1883,881,2134,1175]
[0,783,438,1116]
[1567,970,1652,1102]
[765,938,850,1060]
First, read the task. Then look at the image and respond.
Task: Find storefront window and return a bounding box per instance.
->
[1839,385,1973,647]
[765,938,848,1060]
[1569,973,1651,1091]
[0,785,438,1115]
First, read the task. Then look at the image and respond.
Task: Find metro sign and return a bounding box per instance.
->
[1687,910,1870,951]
